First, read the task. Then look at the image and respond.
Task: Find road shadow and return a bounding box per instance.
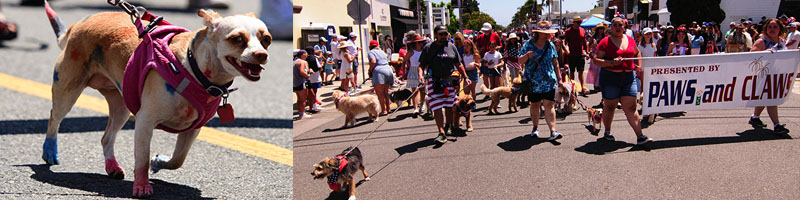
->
[0,38,49,51]
[387,113,415,122]
[59,4,196,14]
[395,138,441,156]
[0,117,135,135]
[15,164,212,199]
[626,129,792,152]
[324,191,351,200]
[574,138,634,155]
[205,117,292,129]
[0,116,291,135]
[322,119,375,133]
[497,135,551,151]
[576,129,792,154]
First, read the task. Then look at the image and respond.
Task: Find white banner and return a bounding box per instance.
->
[641,50,800,115]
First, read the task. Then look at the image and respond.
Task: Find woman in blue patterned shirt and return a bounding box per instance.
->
[518,20,564,141]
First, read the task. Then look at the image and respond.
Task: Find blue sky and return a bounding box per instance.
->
[435,0,599,26]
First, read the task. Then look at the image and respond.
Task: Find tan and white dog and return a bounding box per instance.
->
[332,90,380,127]
[42,8,270,198]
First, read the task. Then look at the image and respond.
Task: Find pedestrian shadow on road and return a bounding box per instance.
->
[497,135,553,151]
[0,116,291,135]
[626,129,793,152]
[0,38,49,51]
[14,164,212,199]
[574,139,634,155]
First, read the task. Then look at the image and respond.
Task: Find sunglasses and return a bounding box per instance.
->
[612,24,624,27]
[437,32,449,36]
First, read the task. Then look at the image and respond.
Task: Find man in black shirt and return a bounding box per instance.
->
[419,25,471,144]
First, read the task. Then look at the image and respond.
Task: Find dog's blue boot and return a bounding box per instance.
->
[42,137,60,165]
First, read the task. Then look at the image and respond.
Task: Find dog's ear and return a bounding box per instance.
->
[198,9,222,30]
[242,12,258,18]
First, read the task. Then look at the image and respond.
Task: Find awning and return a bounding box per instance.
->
[392,17,419,26]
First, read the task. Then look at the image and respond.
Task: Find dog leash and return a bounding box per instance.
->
[341,88,420,156]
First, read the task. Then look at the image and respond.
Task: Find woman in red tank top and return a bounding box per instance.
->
[591,17,653,145]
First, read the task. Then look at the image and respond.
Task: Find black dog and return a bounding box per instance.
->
[389,88,413,106]
[311,147,369,200]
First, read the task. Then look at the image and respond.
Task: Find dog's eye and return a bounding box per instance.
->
[261,36,272,48]
[230,36,243,43]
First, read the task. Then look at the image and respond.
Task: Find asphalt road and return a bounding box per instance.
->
[0,0,292,199]
[294,79,800,199]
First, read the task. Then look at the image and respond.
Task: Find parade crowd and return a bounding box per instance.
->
[295,14,800,145]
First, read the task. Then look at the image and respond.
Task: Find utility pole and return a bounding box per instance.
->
[458,0,463,32]
[417,0,422,34]
[560,0,563,27]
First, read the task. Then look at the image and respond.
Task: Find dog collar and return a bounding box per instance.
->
[188,37,233,98]
[334,95,345,109]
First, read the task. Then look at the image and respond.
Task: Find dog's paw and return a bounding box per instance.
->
[42,137,60,165]
[364,177,371,181]
[150,154,170,174]
[348,196,357,200]
[132,182,153,198]
[105,157,125,179]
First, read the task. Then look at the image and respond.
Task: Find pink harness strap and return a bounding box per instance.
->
[123,12,221,133]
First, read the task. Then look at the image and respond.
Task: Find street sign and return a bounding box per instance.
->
[347,0,371,24]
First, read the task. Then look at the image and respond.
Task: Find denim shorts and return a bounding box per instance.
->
[466,69,479,82]
[599,69,638,100]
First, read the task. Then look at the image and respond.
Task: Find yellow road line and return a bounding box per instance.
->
[0,73,292,166]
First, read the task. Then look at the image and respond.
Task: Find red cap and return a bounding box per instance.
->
[369,40,379,47]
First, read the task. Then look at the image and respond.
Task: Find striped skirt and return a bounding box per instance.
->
[425,77,457,111]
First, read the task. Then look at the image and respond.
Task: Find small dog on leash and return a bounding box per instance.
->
[332,90,380,127]
[454,93,476,132]
[585,108,603,135]
[43,5,270,198]
[555,79,579,113]
[480,77,522,114]
[312,147,370,200]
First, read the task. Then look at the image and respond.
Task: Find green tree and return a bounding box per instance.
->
[667,0,725,26]
[463,11,498,31]
[509,0,537,28]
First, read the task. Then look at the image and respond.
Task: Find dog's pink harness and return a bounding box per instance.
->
[327,155,349,191]
[123,12,223,133]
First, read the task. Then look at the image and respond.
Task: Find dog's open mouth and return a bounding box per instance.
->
[226,56,263,81]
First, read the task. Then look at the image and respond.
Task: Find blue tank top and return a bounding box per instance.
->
[762,37,786,50]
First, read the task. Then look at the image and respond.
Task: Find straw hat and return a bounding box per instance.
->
[593,22,607,33]
[572,16,583,23]
[337,41,351,49]
[532,20,557,34]
[507,33,519,40]
[410,36,426,43]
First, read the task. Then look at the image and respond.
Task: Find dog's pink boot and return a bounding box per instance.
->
[132,166,152,198]
[105,157,125,179]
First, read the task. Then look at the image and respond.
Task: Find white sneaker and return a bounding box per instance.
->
[548,131,563,141]
[312,104,324,112]
[419,104,426,112]
[530,127,539,137]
